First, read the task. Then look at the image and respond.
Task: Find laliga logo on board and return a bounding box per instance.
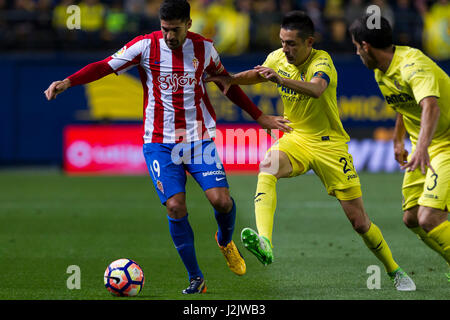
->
[158,72,197,92]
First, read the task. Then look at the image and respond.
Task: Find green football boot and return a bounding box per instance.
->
[241,227,273,266]
[388,267,416,291]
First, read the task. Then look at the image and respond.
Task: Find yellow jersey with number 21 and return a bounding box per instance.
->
[262,48,349,144]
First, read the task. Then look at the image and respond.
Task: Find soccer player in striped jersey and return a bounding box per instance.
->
[350,15,450,282]
[44,0,291,294]
[207,11,416,291]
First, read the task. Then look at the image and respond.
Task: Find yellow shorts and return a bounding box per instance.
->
[402,146,450,212]
[269,132,362,200]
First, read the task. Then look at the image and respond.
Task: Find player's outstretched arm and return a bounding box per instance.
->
[393,113,408,165]
[401,96,440,174]
[256,114,292,137]
[204,69,266,95]
[207,68,292,134]
[44,79,71,100]
[44,59,114,101]
[254,65,327,98]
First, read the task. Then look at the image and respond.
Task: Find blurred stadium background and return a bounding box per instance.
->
[0,0,448,173]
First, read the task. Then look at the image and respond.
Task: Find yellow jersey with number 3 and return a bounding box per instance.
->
[262,48,349,143]
[374,46,450,152]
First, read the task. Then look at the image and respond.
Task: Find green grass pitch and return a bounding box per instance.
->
[0,170,447,300]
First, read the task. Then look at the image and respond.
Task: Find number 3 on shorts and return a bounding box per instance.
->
[426,173,438,191]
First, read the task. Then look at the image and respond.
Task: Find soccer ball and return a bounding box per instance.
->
[104,258,145,297]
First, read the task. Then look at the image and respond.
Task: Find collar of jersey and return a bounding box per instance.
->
[161,38,189,52]
[383,45,400,76]
[292,48,316,69]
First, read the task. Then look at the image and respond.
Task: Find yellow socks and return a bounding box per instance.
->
[427,221,450,264]
[360,222,399,273]
[254,172,277,245]
[410,226,450,265]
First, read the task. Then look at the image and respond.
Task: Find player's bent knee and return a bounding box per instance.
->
[259,164,279,179]
[350,217,370,234]
[166,196,187,219]
[417,207,445,232]
[418,217,434,233]
[402,209,419,228]
[340,197,370,233]
[206,188,233,213]
[403,215,417,228]
[211,197,232,213]
[259,151,292,178]
[259,157,275,173]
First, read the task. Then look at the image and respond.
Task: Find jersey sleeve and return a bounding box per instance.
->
[108,36,146,75]
[204,41,262,120]
[204,42,225,75]
[67,59,114,87]
[262,51,278,70]
[402,64,440,104]
[309,55,333,85]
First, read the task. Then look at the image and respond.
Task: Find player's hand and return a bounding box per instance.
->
[256,114,292,138]
[401,146,434,175]
[44,79,71,100]
[253,65,282,84]
[204,75,233,95]
[393,141,408,165]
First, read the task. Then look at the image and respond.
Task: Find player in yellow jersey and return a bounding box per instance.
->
[350,15,450,282]
[206,11,416,290]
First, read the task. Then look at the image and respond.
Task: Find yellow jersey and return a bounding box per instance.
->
[262,48,349,143]
[374,46,450,150]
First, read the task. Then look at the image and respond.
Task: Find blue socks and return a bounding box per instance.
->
[214,197,236,247]
[167,197,236,280]
[167,214,203,280]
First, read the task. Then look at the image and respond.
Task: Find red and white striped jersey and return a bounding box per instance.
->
[106,31,224,144]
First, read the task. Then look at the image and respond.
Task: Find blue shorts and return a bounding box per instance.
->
[143,139,229,205]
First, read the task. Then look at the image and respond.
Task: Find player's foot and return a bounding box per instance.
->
[215,232,246,276]
[389,267,416,291]
[241,227,273,266]
[182,277,207,294]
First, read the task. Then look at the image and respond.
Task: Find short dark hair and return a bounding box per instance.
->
[159,0,190,22]
[281,11,315,40]
[349,15,393,49]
